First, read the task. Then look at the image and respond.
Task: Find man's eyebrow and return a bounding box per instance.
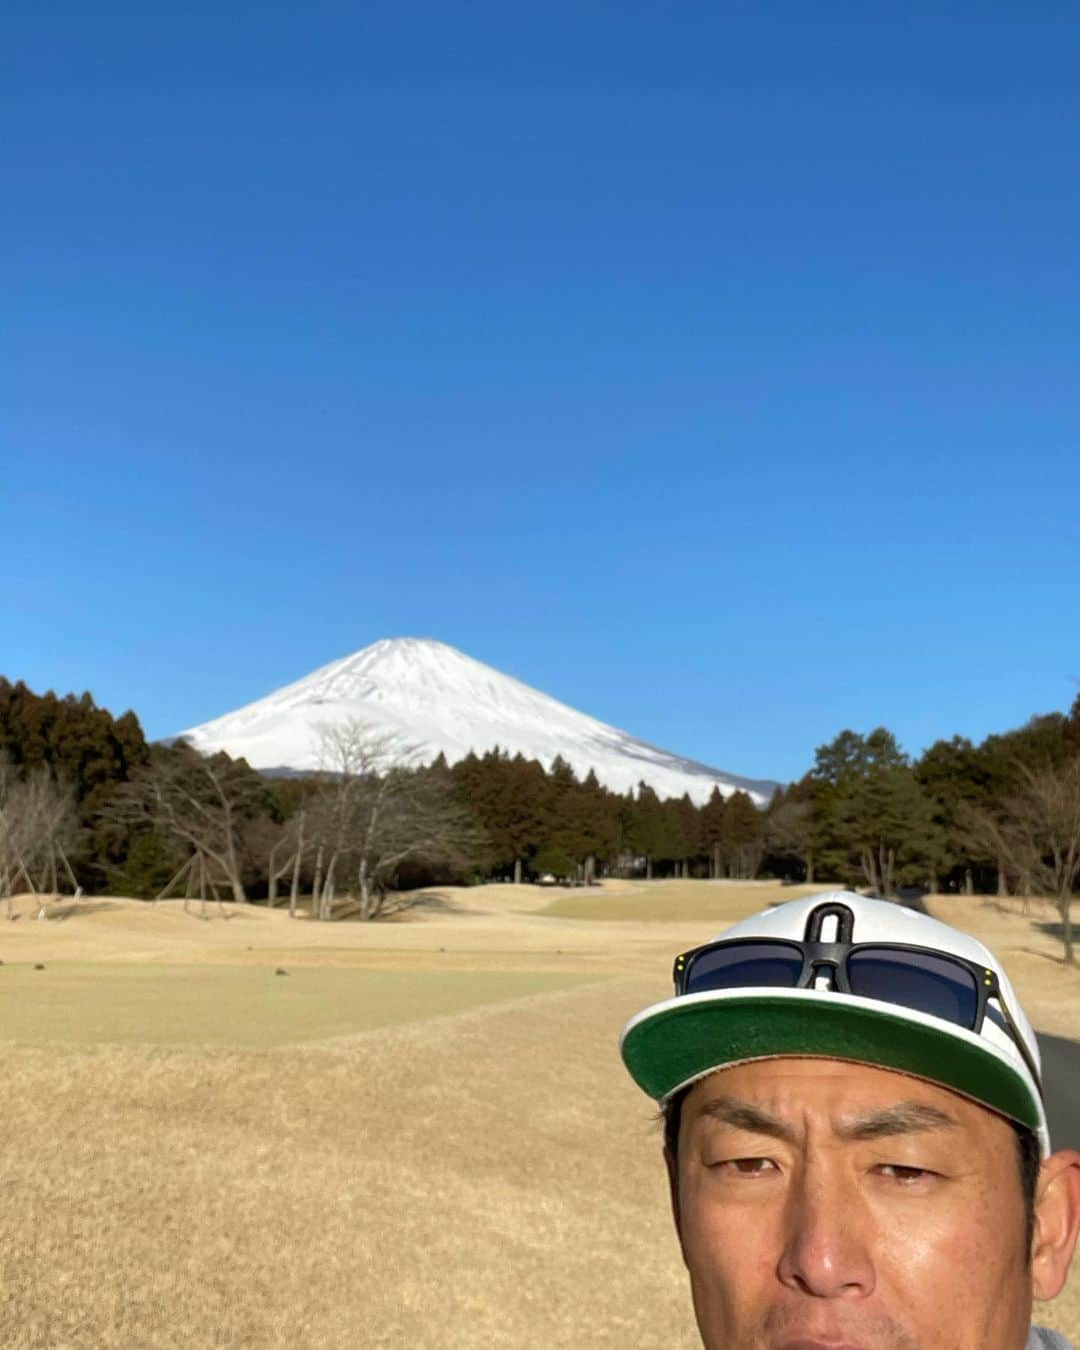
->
[838,1102,959,1140]
[695,1097,798,1143]
[692,1097,959,1144]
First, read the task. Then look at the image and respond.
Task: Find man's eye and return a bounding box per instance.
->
[875,1163,935,1183]
[712,1157,777,1176]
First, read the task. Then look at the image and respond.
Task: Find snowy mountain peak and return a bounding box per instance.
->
[176,639,778,806]
[305,637,530,699]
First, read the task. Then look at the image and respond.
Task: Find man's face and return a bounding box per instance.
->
[668,1058,1032,1350]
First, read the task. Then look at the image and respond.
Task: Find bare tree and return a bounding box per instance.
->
[766,797,814,883]
[304,724,397,920]
[0,761,79,917]
[149,844,233,920]
[244,812,307,909]
[306,721,484,920]
[107,745,267,905]
[961,757,1080,963]
[25,768,80,898]
[266,821,296,909]
[0,760,37,916]
[352,762,485,918]
[956,802,1013,904]
[288,809,306,918]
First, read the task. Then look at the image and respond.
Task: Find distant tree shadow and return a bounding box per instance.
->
[47,901,120,922]
[5,899,121,922]
[1017,945,1071,967]
[896,887,929,914]
[1034,919,1073,949]
[335,890,467,922]
[178,902,266,921]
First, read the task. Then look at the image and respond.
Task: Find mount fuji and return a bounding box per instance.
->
[175,638,778,806]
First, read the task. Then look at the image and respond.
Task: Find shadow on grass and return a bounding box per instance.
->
[46,901,122,922]
[5,900,122,922]
[1034,919,1075,951]
[1017,945,1073,967]
[333,891,468,923]
[897,889,929,915]
[170,901,263,922]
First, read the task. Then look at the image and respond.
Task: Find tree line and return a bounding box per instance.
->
[771,705,1080,961]
[0,675,1077,959]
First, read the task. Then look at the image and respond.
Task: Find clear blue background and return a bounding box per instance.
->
[5,2,1079,783]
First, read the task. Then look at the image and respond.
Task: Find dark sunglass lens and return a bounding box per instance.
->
[847,949,978,1027]
[685,943,803,995]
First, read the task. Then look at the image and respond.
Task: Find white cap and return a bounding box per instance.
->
[620,892,1049,1155]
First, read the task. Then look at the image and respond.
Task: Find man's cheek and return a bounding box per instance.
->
[868,1199,1008,1334]
[682,1194,780,1296]
[882,1183,1003,1261]
[683,1217,780,1350]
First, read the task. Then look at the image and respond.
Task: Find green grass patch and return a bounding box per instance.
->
[0,963,601,1049]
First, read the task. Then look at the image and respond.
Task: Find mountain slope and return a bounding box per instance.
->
[175,638,777,806]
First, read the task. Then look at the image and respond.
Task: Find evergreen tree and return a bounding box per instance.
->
[914,737,992,892]
[674,793,702,878]
[449,750,546,880]
[1066,694,1080,756]
[700,787,727,878]
[764,777,817,882]
[630,783,671,879]
[573,769,619,882]
[811,728,936,894]
[722,790,765,879]
[0,679,155,893]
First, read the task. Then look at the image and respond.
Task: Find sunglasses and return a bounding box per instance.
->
[673,902,1042,1095]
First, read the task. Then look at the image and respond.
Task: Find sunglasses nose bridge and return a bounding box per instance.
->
[803,954,842,988]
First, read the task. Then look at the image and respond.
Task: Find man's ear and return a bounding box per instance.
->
[1031,1149,1080,1301]
[664,1145,688,1266]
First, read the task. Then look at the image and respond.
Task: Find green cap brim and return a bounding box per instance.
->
[621,994,1041,1135]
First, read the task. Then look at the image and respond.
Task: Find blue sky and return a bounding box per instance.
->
[5,2,1079,784]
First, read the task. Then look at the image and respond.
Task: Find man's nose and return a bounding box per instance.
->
[777,1168,876,1299]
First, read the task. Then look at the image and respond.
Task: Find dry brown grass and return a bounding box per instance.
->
[539,878,825,922]
[924,893,1080,1043]
[0,962,600,1049]
[0,884,1076,1347]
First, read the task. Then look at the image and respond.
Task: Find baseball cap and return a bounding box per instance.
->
[619,891,1049,1155]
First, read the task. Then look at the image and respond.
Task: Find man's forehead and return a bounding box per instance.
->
[682,1056,986,1130]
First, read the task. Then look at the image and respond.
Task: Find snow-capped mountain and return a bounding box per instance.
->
[175,638,777,806]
